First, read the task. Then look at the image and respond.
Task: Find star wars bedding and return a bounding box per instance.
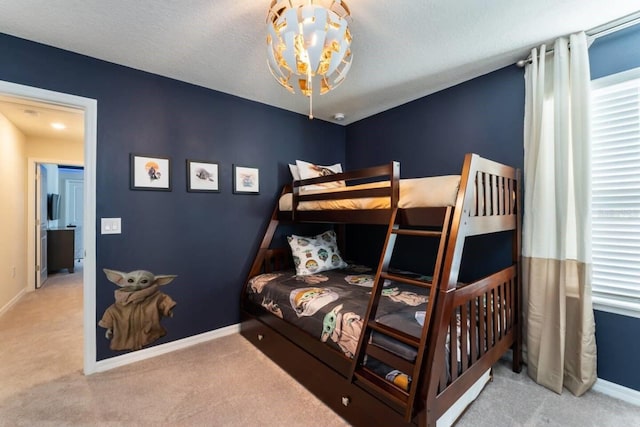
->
[246,264,432,390]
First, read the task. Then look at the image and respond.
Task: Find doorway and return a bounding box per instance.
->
[35,164,85,288]
[0,80,97,374]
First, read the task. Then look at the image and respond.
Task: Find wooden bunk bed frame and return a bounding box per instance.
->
[240,153,522,426]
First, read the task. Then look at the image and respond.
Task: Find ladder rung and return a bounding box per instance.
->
[354,367,409,409]
[367,342,416,374]
[368,320,420,347]
[381,272,432,288]
[392,228,442,237]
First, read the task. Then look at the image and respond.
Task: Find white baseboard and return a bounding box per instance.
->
[593,377,640,406]
[0,289,26,318]
[92,323,240,374]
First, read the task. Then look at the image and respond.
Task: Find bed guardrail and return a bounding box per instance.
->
[290,161,400,221]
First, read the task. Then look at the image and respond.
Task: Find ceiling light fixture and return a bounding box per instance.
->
[51,122,66,130]
[266,0,353,120]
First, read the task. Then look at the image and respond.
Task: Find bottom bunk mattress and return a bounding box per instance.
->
[245,265,432,389]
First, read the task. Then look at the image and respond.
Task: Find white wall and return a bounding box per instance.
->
[0,112,27,313]
[26,137,83,163]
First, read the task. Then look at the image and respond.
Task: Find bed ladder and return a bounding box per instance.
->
[349,206,454,422]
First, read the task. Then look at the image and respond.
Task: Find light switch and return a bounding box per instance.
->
[101,218,122,235]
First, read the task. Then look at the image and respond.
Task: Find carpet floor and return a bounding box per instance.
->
[1,265,639,426]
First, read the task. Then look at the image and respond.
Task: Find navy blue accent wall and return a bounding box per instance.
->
[345,66,525,175]
[593,311,640,390]
[344,66,524,279]
[589,23,640,392]
[0,33,345,360]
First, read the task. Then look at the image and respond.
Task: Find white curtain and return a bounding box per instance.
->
[522,31,597,396]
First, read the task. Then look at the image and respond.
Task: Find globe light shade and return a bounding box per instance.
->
[266,0,352,118]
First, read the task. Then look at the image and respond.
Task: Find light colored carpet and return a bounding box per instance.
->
[0,264,83,402]
[1,266,639,426]
[460,359,640,427]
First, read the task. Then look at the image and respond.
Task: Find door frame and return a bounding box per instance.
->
[0,80,98,375]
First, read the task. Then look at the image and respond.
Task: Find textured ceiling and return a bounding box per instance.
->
[0,1,639,125]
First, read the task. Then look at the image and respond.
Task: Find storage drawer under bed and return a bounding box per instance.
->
[241,314,416,426]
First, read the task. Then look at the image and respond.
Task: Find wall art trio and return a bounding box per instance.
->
[129,153,259,194]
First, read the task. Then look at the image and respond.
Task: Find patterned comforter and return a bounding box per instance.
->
[245,265,432,389]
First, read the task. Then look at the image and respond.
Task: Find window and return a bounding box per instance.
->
[591,67,640,318]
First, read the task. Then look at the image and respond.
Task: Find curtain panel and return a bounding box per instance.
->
[522,31,597,396]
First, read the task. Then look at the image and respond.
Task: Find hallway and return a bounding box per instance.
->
[0,262,83,401]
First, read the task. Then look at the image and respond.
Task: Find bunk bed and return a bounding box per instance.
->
[240,153,522,426]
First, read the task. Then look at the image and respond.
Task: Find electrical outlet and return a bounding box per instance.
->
[101,218,122,235]
[11,266,16,278]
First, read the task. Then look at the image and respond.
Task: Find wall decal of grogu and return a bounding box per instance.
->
[99,268,177,351]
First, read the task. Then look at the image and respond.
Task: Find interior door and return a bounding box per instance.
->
[36,164,48,288]
[65,179,84,260]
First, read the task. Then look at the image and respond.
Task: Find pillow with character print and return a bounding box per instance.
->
[287,230,348,276]
[294,160,345,192]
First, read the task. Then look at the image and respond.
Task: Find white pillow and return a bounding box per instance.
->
[295,160,344,192]
[288,164,301,181]
[287,230,348,276]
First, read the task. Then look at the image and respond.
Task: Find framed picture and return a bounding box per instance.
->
[233,165,260,194]
[130,154,171,191]
[187,160,220,192]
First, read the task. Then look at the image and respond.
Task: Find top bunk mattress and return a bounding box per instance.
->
[279,175,461,211]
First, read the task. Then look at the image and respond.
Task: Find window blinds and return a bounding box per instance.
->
[591,70,640,317]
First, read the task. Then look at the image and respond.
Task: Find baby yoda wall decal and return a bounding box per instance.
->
[98,268,177,351]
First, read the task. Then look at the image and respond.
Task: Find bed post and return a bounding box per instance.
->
[420,154,477,426]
